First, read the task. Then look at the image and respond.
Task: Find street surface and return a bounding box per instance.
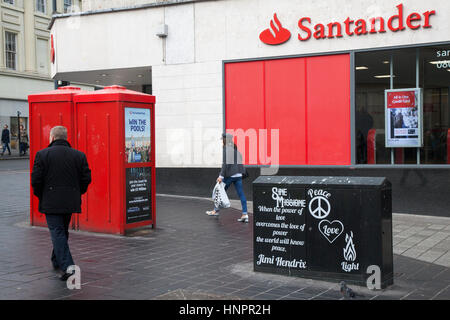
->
[0,160,449,300]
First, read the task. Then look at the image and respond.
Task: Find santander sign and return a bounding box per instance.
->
[259,3,436,45]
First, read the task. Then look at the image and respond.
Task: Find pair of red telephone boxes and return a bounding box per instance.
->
[28,86,156,235]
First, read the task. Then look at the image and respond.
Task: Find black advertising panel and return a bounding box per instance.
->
[125,167,151,224]
[253,176,393,288]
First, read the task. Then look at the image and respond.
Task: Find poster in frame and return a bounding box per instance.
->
[385,88,423,148]
[124,107,151,163]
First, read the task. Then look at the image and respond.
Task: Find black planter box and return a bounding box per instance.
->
[253,176,393,288]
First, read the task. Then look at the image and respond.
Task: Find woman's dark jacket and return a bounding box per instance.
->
[219,144,246,178]
[1,129,10,143]
[31,139,92,214]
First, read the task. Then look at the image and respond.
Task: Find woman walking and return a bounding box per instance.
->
[19,125,29,156]
[1,125,11,156]
[206,133,248,223]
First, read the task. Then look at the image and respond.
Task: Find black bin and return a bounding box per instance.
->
[253,176,393,288]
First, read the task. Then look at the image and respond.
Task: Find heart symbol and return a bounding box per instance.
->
[318,220,344,244]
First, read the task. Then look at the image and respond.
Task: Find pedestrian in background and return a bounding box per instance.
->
[31,126,91,280]
[19,125,29,156]
[1,124,11,156]
[206,133,249,223]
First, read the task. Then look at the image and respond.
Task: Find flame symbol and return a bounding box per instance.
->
[343,232,356,262]
[259,13,291,45]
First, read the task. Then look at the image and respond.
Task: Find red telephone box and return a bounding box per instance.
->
[28,86,84,228]
[74,86,156,235]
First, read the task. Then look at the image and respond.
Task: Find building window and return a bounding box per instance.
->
[64,0,72,13]
[5,32,17,70]
[355,44,450,165]
[36,38,49,75]
[36,0,46,14]
[3,0,14,5]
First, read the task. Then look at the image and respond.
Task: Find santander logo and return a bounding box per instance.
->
[259,13,291,45]
[259,4,436,45]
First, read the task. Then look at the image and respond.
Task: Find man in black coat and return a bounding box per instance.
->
[1,124,11,156]
[31,126,91,280]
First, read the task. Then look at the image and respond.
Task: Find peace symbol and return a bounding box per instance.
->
[308,196,331,219]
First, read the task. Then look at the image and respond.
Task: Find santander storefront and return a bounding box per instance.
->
[223,1,450,216]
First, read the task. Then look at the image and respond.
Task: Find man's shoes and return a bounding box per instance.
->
[60,271,74,281]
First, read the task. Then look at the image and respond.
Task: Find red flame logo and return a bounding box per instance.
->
[259,13,291,45]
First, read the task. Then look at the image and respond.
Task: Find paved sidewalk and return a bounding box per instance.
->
[0,165,450,300]
[0,148,29,160]
[0,168,449,300]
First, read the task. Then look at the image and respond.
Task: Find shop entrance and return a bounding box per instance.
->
[355,44,450,165]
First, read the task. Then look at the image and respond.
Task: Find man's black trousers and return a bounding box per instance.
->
[45,214,74,272]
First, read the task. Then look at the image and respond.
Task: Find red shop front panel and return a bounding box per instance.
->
[225,61,264,165]
[265,58,307,165]
[225,53,351,166]
[306,55,351,165]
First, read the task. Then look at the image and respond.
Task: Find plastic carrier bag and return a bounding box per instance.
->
[212,182,230,209]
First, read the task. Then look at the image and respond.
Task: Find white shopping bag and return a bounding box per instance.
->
[212,182,231,209]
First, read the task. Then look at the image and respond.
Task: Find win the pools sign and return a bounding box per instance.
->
[259,3,436,45]
[125,107,151,163]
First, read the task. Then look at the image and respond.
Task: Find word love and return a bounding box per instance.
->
[319,220,344,243]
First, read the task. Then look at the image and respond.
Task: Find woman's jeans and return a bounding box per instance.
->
[19,142,27,155]
[2,143,10,154]
[215,176,247,214]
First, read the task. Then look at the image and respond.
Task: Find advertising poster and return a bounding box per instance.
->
[126,167,151,224]
[125,107,151,163]
[385,88,423,148]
